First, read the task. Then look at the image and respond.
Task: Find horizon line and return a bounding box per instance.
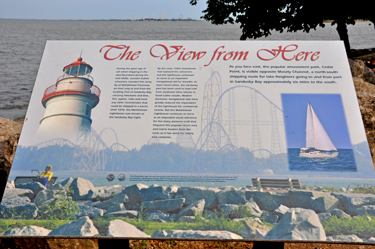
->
[0,17,203,21]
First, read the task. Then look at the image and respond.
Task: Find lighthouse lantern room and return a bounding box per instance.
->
[37,57,101,142]
[63,57,92,77]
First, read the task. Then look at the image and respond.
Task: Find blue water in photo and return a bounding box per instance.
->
[288,148,357,172]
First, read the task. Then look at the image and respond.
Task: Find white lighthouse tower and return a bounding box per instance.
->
[36,56,101,142]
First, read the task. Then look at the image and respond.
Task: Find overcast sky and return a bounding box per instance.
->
[0,0,207,20]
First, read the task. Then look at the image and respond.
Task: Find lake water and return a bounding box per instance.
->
[288,148,357,172]
[1,19,375,120]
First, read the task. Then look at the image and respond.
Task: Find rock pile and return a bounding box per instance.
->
[350,59,375,166]
[0,117,23,201]
[2,176,375,241]
[0,117,23,171]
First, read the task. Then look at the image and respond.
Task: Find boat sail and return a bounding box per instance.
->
[299,103,339,158]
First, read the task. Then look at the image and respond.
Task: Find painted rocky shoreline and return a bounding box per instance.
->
[2,176,375,242]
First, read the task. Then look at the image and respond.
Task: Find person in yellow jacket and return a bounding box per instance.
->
[40,165,53,187]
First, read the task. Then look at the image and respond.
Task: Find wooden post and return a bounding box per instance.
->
[253,241,284,249]
[98,238,129,249]
[288,178,293,189]
[256,177,262,190]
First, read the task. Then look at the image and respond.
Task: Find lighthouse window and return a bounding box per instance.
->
[64,65,92,77]
[78,65,91,76]
[64,67,72,75]
[65,66,79,76]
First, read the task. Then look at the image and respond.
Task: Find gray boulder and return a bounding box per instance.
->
[4,226,51,236]
[241,223,257,239]
[153,230,168,238]
[166,230,243,239]
[141,185,179,202]
[261,210,279,224]
[49,184,66,192]
[107,203,126,213]
[75,200,95,207]
[241,225,267,240]
[245,198,263,217]
[0,195,38,219]
[34,189,56,207]
[273,204,289,218]
[49,216,99,236]
[123,183,148,209]
[75,205,104,219]
[1,194,30,207]
[217,204,238,218]
[3,188,35,200]
[143,198,185,213]
[231,218,246,222]
[265,208,326,241]
[251,191,290,211]
[175,186,220,209]
[268,215,279,224]
[326,234,363,242]
[106,219,150,237]
[70,177,95,201]
[179,199,205,217]
[241,219,273,239]
[330,209,351,219]
[332,193,375,215]
[88,185,126,202]
[104,210,138,219]
[318,212,332,222]
[16,182,46,196]
[254,229,267,239]
[59,177,73,187]
[356,205,375,216]
[177,216,196,223]
[204,210,217,219]
[169,214,178,222]
[94,193,129,210]
[148,210,169,222]
[312,196,340,213]
[217,187,247,205]
[289,190,331,209]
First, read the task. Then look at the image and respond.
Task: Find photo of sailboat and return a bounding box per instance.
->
[299,102,339,158]
[282,94,358,172]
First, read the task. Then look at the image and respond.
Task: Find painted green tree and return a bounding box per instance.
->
[189,0,375,57]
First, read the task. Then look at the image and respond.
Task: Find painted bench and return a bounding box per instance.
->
[14,176,58,188]
[251,177,301,190]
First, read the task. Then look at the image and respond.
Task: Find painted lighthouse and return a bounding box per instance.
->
[36,56,101,142]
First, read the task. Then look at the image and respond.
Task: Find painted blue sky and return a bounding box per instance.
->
[282,94,353,149]
[0,0,207,20]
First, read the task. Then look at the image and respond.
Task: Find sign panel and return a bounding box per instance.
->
[1,41,375,241]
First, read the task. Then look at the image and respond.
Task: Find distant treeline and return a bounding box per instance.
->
[0,18,200,21]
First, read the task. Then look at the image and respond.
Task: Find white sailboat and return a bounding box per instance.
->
[299,102,339,158]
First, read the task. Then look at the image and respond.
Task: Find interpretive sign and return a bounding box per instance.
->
[1,41,375,241]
